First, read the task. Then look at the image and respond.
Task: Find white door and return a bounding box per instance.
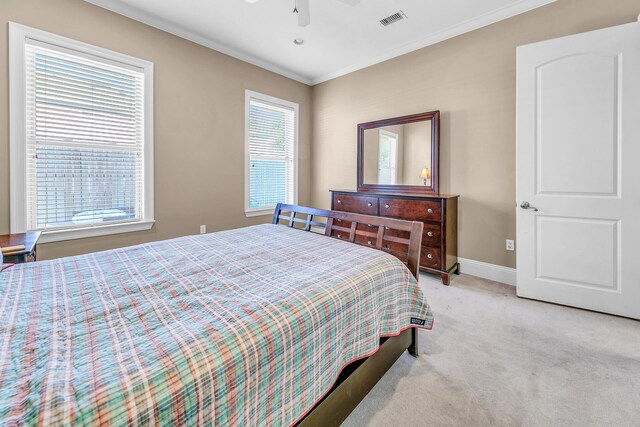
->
[516,20,640,319]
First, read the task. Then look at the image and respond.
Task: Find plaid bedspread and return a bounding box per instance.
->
[0,224,432,426]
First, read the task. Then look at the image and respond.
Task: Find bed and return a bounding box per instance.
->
[0,204,432,426]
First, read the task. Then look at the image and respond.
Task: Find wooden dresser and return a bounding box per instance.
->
[330,190,459,285]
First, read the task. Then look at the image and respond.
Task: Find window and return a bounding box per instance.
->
[245,91,298,217]
[378,129,398,185]
[9,23,154,243]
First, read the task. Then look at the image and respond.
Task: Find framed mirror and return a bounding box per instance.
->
[357,110,440,194]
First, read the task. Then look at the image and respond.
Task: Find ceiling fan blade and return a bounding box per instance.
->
[336,0,361,5]
[297,0,310,27]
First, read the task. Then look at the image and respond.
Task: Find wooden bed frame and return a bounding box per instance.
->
[272,204,424,426]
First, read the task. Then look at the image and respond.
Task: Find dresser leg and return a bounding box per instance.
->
[454,262,460,275]
[440,273,450,286]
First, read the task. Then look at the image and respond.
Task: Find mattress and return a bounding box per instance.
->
[0,224,432,426]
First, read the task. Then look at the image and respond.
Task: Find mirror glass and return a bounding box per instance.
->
[362,120,432,186]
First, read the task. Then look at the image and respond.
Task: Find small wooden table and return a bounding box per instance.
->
[0,231,42,263]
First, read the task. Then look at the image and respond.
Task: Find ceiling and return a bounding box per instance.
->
[85,0,555,85]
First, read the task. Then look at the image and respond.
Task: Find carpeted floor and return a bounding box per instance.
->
[342,273,640,426]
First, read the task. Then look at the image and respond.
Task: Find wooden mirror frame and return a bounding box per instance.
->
[357,110,440,195]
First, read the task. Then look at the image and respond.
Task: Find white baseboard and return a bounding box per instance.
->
[458,258,516,287]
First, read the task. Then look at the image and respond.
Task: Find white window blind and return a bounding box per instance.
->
[24,40,145,231]
[246,92,297,215]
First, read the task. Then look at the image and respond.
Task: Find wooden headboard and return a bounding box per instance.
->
[272,203,424,280]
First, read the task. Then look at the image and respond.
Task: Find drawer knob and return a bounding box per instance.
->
[427,208,433,214]
[385,204,390,209]
[427,231,434,237]
[337,200,342,204]
[367,223,372,227]
[337,234,342,238]
[367,241,372,245]
[427,253,433,259]
[367,202,372,207]
[385,226,389,230]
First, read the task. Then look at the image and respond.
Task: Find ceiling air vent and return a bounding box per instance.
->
[380,10,407,27]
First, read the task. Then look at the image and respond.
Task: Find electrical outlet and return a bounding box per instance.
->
[506,239,515,251]
[200,225,207,234]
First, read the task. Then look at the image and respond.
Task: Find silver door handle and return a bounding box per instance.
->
[520,201,538,212]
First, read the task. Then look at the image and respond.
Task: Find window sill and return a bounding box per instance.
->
[245,208,275,218]
[38,220,155,244]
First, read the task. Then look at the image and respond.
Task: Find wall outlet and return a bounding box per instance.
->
[200,225,207,234]
[506,239,515,251]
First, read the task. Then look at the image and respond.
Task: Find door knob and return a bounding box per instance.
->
[520,201,538,212]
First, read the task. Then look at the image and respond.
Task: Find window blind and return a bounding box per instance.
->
[247,98,295,210]
[24,40,145,231]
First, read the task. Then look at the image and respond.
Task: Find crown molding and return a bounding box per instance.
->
[83,0,314,85]
[310,0,557,84]
[85,0,556,87]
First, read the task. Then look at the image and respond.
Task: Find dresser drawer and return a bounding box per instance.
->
[330,221,379,239]
[333,194,378,215]
[422,223,442,246]
[355,233,380,248]
[385,225,441,250]
[420,245,441,269]
[379,197,442,222]
[382,238,409,254]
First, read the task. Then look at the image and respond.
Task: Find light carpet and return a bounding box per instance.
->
[342,273,640,426]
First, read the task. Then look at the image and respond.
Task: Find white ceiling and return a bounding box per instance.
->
[86,0,555,85]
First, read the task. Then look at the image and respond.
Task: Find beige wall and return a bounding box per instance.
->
[2,0,638,267]
[363,124,404,184]
[402,122,431,186]
[0,0,312,259]
[311,0,640,269]
[363,128,380,184]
